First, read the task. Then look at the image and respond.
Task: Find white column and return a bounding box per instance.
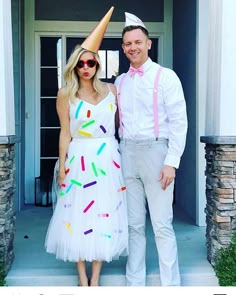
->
[206,0,236,135]
[197,0,209,226]
[0,0,15,136]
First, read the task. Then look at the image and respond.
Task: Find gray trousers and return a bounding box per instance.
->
[120,138,180,286]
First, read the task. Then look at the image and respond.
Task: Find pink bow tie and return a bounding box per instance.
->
[128,66,144,77]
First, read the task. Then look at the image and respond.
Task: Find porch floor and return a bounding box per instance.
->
[6,206,218,286]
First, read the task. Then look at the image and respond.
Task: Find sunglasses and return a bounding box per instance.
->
[76,59,97,69]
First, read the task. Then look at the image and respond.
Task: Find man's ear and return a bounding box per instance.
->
[122,43,125,53]
[148,39,152,50]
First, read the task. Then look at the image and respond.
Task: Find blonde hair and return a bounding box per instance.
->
[62,45,105,102]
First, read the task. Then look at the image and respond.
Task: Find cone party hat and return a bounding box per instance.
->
[81,6,114,53]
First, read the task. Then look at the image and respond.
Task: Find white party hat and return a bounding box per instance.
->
[124,12,146,28]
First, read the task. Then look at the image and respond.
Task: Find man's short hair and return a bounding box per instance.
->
[122,25,149,39]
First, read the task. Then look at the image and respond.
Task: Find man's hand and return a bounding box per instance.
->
[158,165,176,190]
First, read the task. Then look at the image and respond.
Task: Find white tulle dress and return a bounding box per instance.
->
[45,90,128,262]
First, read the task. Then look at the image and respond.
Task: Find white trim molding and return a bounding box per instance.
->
[206,0,236,136]
[0,0,15,136]
[196,0,209,226]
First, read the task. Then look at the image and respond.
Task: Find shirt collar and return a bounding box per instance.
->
[129,58,153,74]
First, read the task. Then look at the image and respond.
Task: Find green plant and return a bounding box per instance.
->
[0,263,6,286]
[214,233,236,286]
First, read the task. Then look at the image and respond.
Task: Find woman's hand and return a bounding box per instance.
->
[58,169,66,186]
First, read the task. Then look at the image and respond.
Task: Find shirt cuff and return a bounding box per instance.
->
[164,154,180,169]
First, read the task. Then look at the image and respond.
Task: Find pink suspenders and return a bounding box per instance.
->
[117,66,163,138]
[153,66,163,137]
[117,74,126,137]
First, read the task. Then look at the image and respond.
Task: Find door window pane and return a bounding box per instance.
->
[98,50,106,79]
[98,50,119,80]
[66,37,83,60]
[40,159,58,178]
[41,68,60,97]
[41,128,60,157]
[41,98,59,127]
[107,50,119,78]
[41,37,61,66]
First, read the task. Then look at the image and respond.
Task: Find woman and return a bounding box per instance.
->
[45,45,128,286]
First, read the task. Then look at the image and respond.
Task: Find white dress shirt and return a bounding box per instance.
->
[115,58,188,168]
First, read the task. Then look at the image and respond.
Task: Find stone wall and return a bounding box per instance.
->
[201,136,236,266]
[0,142,16,274]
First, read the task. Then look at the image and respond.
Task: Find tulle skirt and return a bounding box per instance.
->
[45,137,128,262]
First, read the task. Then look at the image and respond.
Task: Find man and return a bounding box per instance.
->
[115,12,188,286]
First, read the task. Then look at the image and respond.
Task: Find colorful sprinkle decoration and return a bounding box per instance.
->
[71,179,82,187]
[83,181,97,188]
[87,110,91,118]
[81,156,85,171]
[91,162,98,177]
[65,168,70,175]
[83,200,95,213]
[81,120,95,128]
[117,186,126,192]
[100,125,106,133]
[65,222,72,234]
[98,213,109,217]
[98,168,107,176]
[69,156,75,164]
[78,130,92,137]
[75,101,83,119]
[113,160,120,168]
[66,183,73,193]
[101,233,112,239]
[97,142,106,155]
[84,229,93,235]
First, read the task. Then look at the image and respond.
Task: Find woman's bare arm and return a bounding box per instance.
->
[56,88,71,186]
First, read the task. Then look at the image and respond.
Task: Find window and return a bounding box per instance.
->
[40,36,62,178]
[98,50,119,79]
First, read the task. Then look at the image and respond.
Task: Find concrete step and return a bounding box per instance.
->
[5,206,219,287]
[6,265,218,286]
